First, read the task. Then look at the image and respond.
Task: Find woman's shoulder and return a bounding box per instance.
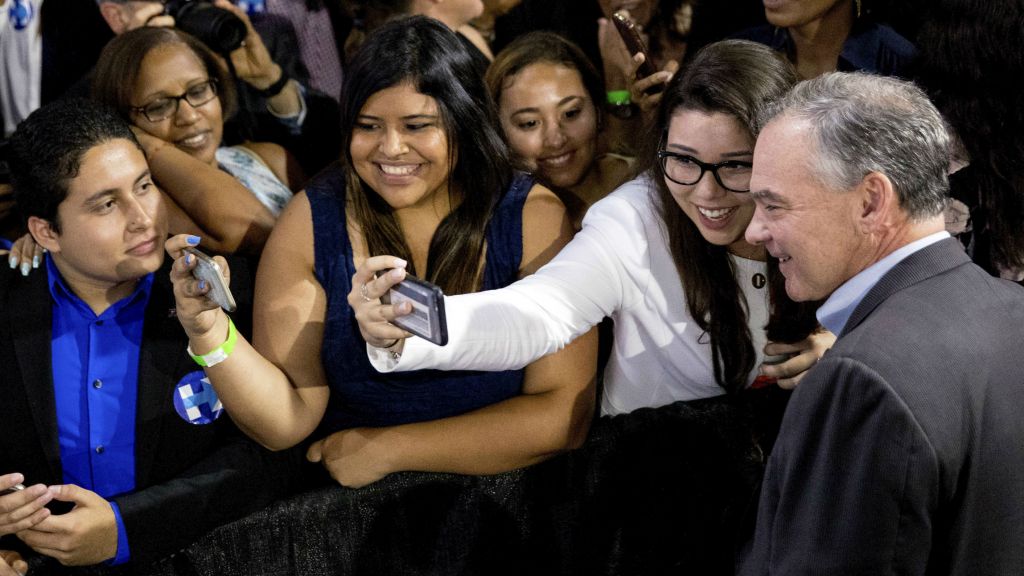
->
[518,181,573,277]
[590,175,658,217]
[578,175,665,247]
[302,163,348,200]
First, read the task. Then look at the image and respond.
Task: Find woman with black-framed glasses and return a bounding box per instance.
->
[91,26,302,256]
[358,40,835,416]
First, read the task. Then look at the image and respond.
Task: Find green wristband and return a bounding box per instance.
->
[606,90,632,105]
[188,317,238,367]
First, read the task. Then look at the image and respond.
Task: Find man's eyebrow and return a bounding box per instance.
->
[750,188,785,203]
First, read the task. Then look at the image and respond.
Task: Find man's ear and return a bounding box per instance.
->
[858,171,897,232]
[27,216,61,254]
[98,2,129,35]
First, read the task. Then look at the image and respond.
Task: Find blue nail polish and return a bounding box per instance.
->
[198,279,207,291]
[185,254,193,266]
[186,235,201,245]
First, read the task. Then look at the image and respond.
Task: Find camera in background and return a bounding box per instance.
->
[164,0,247,53]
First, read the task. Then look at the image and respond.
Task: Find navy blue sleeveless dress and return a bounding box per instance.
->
[307,166,534,431]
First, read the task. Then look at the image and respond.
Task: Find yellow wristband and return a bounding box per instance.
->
[187,317,238,367]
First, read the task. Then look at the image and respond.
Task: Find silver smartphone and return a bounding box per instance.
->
[381,273,448,346]
[185,247,237,313]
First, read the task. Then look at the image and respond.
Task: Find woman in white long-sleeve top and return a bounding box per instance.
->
[356,39,835,416]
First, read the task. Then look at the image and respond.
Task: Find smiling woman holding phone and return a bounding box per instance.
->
[358,39,833,416]
[166,16,596,488]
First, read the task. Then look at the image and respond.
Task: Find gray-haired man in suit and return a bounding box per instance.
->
[740,72,1024,575]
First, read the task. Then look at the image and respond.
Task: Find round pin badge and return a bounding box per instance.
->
[752,272,767,289]
[173,371,224,425]
[10,0,36,31]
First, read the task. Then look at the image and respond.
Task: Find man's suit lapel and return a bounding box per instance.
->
[841,238,971,337]
[10,270,63,481]
[134,266,191,487]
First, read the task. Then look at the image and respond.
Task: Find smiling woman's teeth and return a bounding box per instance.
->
[698,206,734,220]
[180,133,205,147]
[380,164,416,175]
[541,152,571,167]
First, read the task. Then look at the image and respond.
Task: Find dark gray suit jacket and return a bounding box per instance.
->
[740,238,1024,575]
[0,261,298,567]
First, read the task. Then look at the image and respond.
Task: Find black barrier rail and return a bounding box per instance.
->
[30,390,787,576]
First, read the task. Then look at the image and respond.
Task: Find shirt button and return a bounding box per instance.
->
[95,445,105,454]
[96,320,104,326]
[92,379,103,389]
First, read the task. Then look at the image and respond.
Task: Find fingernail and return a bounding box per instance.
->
[185,253,193,266]
[394,257,407,268]
[8,255,17,268]
[198,279,207,291]
[390,268,404,280]
[48,485,61,496]
[186,235,201,245]
[32,254,40,268]
[20,262,30,276]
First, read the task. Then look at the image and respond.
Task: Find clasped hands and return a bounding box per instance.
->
[1,473,118,569]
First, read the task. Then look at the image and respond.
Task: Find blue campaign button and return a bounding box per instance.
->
[173,371,224,425]
[9,0,35,31]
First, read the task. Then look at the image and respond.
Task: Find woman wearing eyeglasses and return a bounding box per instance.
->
[91,26,300,255]
[357,39,835,416]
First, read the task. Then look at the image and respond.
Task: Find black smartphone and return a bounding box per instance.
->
[612,11,665,95]
[185,247,237,313]
[381,273,448,346]
[0,483,25,496]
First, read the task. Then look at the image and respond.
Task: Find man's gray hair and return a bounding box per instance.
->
[759,72,950,220]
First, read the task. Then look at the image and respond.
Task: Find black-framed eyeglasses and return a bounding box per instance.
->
[131,79,219,123]
[657,150,753,193]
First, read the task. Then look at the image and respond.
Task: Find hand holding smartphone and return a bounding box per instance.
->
[612,11,664,95]
[184,247,237,313]
[0,483,25,496]
[380,273,448,346]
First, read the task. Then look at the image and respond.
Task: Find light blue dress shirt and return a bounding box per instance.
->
[817,232,950,336]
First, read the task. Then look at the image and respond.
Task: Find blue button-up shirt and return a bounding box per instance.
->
[817,232,950,336]
[48,256,154,565]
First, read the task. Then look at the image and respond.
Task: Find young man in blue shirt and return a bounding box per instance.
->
[0,98,294,573]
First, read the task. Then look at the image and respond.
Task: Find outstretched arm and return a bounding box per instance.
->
[165,192,330,450]
[358,185,650,373]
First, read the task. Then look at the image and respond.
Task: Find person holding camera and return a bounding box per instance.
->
[96,0,341,175]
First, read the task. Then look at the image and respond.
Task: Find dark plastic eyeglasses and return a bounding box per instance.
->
[131,79,218,123]
[657,150,753,193]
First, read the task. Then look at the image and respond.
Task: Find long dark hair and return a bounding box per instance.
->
[913,0,1024,276]
[341,16,513,295]
[641,40,801,394]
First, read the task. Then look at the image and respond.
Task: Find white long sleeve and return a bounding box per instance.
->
[368,176,769,415]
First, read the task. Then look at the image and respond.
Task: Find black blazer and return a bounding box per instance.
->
[0,261,297,567]
[740,238,1024,575]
